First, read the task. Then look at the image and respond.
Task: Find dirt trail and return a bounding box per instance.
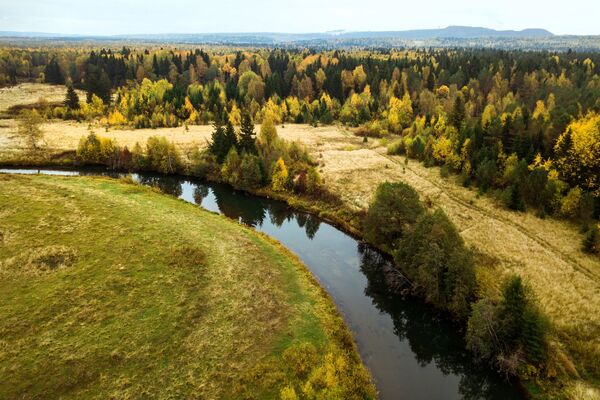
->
[293,126,599,375]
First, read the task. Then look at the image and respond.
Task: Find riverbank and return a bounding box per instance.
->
[0,173,376,399]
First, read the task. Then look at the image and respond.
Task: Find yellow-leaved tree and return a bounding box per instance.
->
[553,113,600,196]
[271,157,289,192]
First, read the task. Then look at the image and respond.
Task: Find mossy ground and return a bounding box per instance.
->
[0,174,375,399]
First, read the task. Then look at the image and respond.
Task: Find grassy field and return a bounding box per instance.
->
[1,83,599,397]
[0,173,375,399]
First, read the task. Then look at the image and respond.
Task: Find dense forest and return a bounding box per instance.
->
[2,46,598,233]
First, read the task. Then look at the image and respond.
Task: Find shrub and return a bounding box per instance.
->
[363,182,424,251]
[582,225,599,254]
[560,186,583,218]
[306,167,323,195]
[386,139,405,155]
[189,148,219,180]
[221,148,241,186]
[238,152,263,190]
[355,120,388,138]
[145,136,181,174]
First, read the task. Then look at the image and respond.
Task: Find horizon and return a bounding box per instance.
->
[1,0,599,36]
[0,25,558,37]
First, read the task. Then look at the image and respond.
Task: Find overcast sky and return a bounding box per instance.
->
[0,0,598,36]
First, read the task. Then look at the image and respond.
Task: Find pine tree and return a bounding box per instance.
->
[64,84,80,110]
[238,114,257,155]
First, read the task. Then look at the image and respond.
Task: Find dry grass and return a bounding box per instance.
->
[0,83,82,113]
[0,174,375,399]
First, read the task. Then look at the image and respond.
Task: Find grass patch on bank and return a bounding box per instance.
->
[0,174,375,399]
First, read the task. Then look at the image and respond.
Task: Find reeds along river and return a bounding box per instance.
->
[1,168,524,400]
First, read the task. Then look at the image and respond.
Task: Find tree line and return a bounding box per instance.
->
[5,45,598,249]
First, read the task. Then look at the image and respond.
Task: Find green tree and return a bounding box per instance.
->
[239,153,263,189]
[449,95,466,128]
[85,64,112,104]
[258,117,278,149]
[221,147,241,187]
[363,182,424,251]
[209,119,234,163]
[395,208,476,319]
[224,119,239,152]
[64,84,80,110]
[238,114,257,155]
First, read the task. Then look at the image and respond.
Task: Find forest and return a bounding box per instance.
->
[2,43,600,398]
[2,45,599,237]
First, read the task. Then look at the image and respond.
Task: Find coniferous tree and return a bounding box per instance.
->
[224,119,239,153]
[208,119,229,163]
[44,58,64,84]
[450,96,466,129]
[238,114,257,155]
[64,84,80,110]
[85,64,112,104]
[206,115,237,165]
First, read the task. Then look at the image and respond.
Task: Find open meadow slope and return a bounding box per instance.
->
[0,173,375,399]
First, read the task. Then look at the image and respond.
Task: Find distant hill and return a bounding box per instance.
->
[0,26,554,44]
[335,26,554,40]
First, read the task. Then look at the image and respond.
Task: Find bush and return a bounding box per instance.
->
[221,148,241,186]
[582,225,599,254]
[560,186,583,218]
[306,167,323,195]
[189,148,220,180]
[363,182,425,251]
[355,120,388,138]
[395,208,476,319]
[145,136,181,174]
[386,139,405,155]
[238,152,263,190]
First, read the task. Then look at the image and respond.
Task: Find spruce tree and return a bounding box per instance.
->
[85,64,112,104]
[208,119,229,163]
[224,119,238,152]
[64,84,80,110]
[450,96,466,129]
[238,114,257,155]
[521,305,547,364]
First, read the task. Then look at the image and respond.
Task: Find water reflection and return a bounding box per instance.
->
[0,168,522,400]
[357,244,521,400]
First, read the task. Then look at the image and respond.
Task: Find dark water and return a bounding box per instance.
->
[1,168,523,400]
